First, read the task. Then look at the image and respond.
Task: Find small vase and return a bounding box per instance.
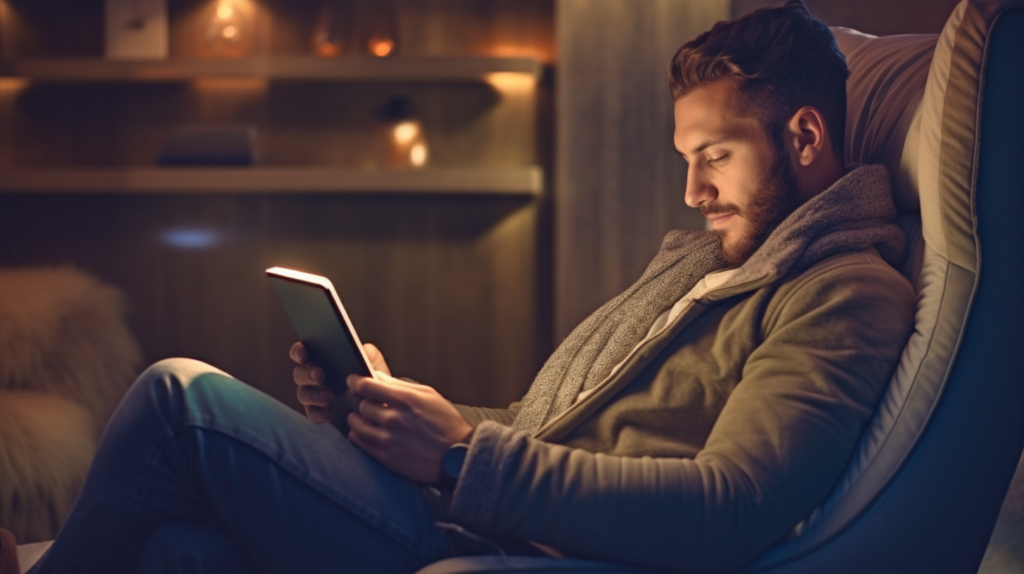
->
[311,1,349,58]
[358,0,398,58]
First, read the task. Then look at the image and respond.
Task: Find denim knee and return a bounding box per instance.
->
[136,521,256,574]
[106,358,233,441]
[136,358,230,394]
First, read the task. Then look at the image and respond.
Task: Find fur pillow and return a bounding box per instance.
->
[0,267,142,430]
[0,392,96,543]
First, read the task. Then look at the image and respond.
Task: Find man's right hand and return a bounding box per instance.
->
[290,341,392,424]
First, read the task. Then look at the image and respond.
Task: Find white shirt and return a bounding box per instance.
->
[574,267,738,405]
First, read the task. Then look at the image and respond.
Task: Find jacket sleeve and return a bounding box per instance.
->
[447,260,916,572]
[453,402,521,427]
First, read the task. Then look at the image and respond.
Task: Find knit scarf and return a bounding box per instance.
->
[512,164,904,435]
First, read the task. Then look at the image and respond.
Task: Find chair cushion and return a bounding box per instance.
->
[836,27,937,286]
[839,28,936,213]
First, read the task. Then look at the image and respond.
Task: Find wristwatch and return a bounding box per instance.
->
[439,443,470,489]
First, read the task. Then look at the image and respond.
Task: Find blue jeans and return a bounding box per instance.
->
[29,358,463,574]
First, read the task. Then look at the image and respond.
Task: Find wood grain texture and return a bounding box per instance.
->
[0,193,544,409]
[732,0,962,36]
[554,0,726,341]
[0,166,544,194]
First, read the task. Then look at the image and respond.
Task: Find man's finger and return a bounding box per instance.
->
[358,398,394,427]
[297,385,333,407]
[289,342,308,364]
[348,412,387,446]
[293,365,324,387]
[362,343,392,376]
[305,405,335,424]
[346,374,410,404]
[348,428,385,461]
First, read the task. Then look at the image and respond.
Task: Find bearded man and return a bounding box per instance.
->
[19,2,915,573]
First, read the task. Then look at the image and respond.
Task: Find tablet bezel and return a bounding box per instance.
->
[266,266,377,382]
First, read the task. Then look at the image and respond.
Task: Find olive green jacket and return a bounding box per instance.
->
[451,169,916,572]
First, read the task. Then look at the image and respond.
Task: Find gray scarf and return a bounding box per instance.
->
[512,164,904,435]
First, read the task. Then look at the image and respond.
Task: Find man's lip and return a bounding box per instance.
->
[707,213,734,230]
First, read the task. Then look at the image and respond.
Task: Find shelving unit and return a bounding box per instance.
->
[0,0,555,410]
[0,55,545,195]
[0,166,543,194]
[0,56,544,82]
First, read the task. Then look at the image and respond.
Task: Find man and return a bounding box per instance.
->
[22,1,915,573]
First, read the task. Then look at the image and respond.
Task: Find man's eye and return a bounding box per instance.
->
[708,154,728,165]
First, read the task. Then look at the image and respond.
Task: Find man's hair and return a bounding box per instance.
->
[669,0,849,162]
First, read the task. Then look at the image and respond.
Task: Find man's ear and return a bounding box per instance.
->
[784,106,829,167]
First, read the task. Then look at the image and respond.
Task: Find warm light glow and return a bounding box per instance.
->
[488,44,552,62]
[485,72,536,93]
[0,78,30,95]
[192,78,268,91]
[410,143,427,167]
[368,37,395,57]
[216,2,234,20]
[314,42,342,57]
[204,0,253,57]
[392,121,419,145]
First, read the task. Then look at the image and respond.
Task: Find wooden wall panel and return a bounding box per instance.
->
[0,193,543,410]
[0,2,554,415]
[554,0,727,341]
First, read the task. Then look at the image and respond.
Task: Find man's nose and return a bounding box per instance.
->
[684,165,716,208]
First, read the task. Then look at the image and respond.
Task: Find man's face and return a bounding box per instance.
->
[673,78,802,266]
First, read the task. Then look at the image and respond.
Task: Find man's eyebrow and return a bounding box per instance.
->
[676,137,731,159]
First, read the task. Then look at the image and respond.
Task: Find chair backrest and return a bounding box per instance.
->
[747,1,1024,572]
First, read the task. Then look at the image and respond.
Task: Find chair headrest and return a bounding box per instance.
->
[837,27,937,213]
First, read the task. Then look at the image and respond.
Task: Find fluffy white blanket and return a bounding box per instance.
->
[0,266,141,428]
[0,266,142,542]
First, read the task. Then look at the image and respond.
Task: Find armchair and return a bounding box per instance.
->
[418,0,1024,572]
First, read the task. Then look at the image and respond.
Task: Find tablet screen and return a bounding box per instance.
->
[267,268,373,390]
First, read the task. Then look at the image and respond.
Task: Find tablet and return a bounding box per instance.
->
[266,266,375,431]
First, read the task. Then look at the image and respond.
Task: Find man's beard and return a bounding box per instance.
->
[702,148,803,267]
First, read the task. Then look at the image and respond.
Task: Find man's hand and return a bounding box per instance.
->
[290,341,392,424]
[346,373,474,484]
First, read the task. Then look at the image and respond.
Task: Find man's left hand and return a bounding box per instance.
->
[346,373,474,484]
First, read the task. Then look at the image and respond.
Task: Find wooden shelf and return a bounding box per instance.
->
[0,56,544,82]
[0,166,543,195]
